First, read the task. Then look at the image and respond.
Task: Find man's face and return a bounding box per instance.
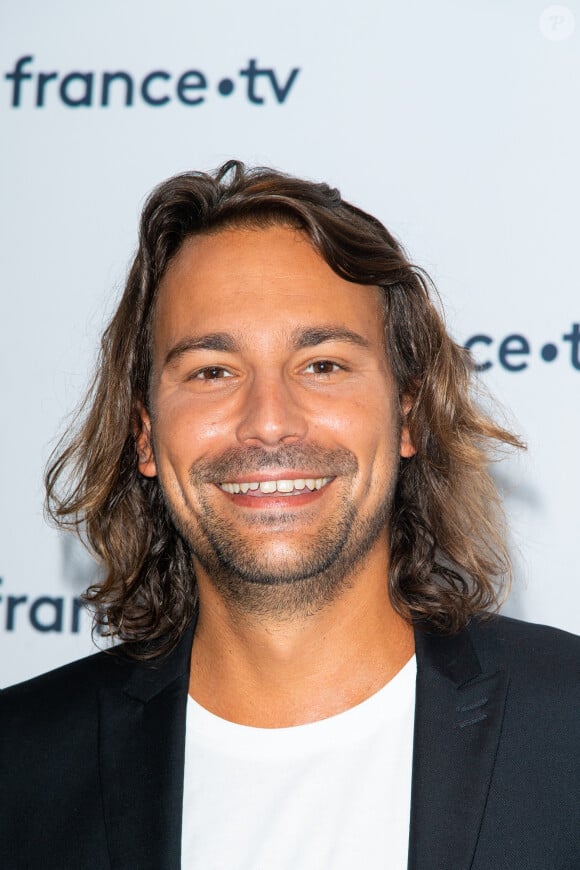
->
[138,225,415,617]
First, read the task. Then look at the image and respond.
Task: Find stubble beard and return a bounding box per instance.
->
[164,444,396,621]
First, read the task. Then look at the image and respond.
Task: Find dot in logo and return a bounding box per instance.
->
[218,78,234,96]
[539,5,576,41]
[541,343,558,362]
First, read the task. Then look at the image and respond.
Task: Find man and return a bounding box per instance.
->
[1,161,578,870]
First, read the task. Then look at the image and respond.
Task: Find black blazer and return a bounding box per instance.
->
[1,614,579,869]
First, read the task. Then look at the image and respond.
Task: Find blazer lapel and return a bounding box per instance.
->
[98,623,195,870]
[407,624,510,870]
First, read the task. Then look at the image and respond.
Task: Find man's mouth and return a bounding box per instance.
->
[218,477,333,496]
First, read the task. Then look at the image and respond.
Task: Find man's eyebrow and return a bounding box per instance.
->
[164,332,239,367]
[292,326,371,350]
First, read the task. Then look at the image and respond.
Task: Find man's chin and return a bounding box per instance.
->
[197,543,343,588]
[202,560,354,621]
[190,533,355,619]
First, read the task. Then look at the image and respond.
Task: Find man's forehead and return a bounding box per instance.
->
[152,225,386,351]
[157,223,372,292]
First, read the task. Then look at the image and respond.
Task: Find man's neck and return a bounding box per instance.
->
[188,554,415,728]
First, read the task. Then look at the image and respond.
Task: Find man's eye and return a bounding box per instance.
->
[193,366,232,380]
[305,360,341,375]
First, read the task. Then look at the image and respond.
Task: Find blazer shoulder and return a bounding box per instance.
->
[0,645,133,723]
[0,623,195,726]
[468,613,580,691]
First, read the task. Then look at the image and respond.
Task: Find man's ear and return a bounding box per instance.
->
[135,401,157,478]
[399,395,417,459]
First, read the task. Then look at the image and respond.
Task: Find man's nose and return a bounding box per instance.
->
[235,372,308,447]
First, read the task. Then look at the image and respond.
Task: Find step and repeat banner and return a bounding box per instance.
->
[1,1,578,685]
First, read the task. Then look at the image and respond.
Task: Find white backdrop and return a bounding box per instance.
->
[1,0,578,686]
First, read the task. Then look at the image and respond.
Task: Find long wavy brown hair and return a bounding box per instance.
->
[46,160,522,656]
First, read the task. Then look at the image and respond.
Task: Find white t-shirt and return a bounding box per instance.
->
[182,656,416,870]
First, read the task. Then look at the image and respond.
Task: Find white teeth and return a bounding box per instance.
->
[220,477,331,494]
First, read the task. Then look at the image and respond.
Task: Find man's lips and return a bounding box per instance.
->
[217,475,334,496]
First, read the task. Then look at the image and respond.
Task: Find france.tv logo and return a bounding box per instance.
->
[465,323,580,372]
[3,55,300,108]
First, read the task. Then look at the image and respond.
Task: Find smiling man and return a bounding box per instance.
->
[1,162,579,870]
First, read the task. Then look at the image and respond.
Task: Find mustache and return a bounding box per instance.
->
[190,444,358,484]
